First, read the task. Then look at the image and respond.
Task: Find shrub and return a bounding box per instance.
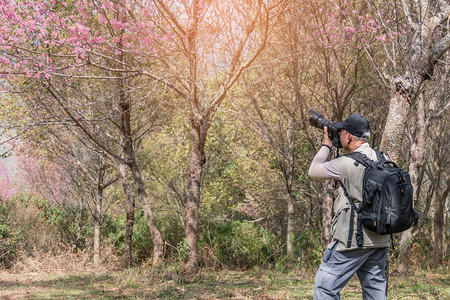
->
[104,210,152,263]
[0,201,22,268]
[105,210,184,264]
[199,220,279,269]
[0,195,94,269]
[37,199,92,250]
[292,230,323,270]
[157,214,184,258]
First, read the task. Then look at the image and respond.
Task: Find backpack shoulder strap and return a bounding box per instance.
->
[346,152,373,168]
[375,150,386,162]
[339,181,364,248]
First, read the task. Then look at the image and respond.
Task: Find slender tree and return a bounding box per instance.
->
[146,0,288,276]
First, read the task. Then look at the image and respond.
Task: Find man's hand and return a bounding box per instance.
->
[323,127,333,148]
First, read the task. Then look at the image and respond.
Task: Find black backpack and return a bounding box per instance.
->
[340,151,419,248]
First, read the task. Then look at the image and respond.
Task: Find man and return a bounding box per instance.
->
[308,114,390,300]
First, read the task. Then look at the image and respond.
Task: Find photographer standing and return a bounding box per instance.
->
[308,114,390,300]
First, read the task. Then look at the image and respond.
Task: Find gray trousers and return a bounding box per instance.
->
[313,243,388,300]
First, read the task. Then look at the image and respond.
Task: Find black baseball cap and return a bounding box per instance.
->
[334,114,371,137]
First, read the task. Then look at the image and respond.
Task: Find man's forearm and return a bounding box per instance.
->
[308,146,331,179]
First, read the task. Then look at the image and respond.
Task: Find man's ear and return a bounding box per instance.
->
[346,133,353,144]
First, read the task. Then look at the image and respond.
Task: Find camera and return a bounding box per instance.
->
[308,110,342,148]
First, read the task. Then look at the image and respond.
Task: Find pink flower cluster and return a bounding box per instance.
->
[0,0,173,83]
[14,152,71,204]
[308,1,406,50]
[237,194,273,219]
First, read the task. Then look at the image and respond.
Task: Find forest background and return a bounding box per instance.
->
[0,0,448,289]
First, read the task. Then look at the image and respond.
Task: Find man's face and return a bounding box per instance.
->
[340,129,351,151]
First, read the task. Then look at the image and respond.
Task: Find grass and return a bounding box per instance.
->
[0,267,448,299]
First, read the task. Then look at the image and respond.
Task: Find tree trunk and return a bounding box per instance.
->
[379,86,411,161]
[129,158,165,266]
[184,0,202,278]
[433,178,447,265]
[379,2,450,159]
[321,180,334,247]
[287,15,301,255]
[184,116,209,277]
[409,92,426,193]
[432,121,450,265]
[379,3,450,271]
[93,192,102,267]
[181,0,269,277]
[397,92,426,273]
[286,118,295,256]
[118,81,164,267]
[119,162,135,268]
[396,227,413,273]
[93,164,105,267]
[286,191,294,256]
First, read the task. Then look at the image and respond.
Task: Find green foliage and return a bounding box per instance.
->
[0,203,10,239]
[157,214,184,257]
[202,107,285,228]
[0,201,23,268]
[128,213,153,263]
[105,210,184,264]
[199,221,279,269]
[102,214,122,247]
[41,205,65,227]
[176,238,189,262]
[105,210,152,263]
[0,223,8,239]
[34,198,92,250]
[292,230,323,269]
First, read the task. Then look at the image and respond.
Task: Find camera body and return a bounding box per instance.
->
[309,110,342,148]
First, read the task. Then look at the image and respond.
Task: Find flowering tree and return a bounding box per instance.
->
[15,153,72,204]
[0,0,169,266]
[240,0,388,254]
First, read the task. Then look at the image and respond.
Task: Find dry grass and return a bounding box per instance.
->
[9,244,123,275]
